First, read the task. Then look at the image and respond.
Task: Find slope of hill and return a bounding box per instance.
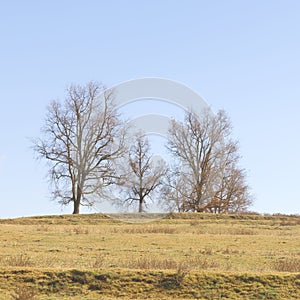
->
[0,213,299,299]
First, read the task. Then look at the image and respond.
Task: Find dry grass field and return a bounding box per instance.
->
[0,213,299,299]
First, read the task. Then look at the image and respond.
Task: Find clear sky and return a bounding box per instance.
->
[0,0,299,218]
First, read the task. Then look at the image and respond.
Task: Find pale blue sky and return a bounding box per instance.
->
[0,0,299,218]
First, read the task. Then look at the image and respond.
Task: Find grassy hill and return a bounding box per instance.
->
[0,213,299,299]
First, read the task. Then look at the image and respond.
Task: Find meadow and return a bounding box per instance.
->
[0,213,299,299]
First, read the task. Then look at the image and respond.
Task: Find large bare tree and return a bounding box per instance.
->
[117,134,167,213]
[33,82,126,214]
[165,109,252,213]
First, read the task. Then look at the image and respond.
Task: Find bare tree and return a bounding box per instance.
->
[166,109,252,213]
[209,142,252,213]
[32,82,126,214]
[117,134,167,213]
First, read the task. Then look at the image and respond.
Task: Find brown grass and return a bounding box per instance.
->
[1,255,34,267]
[0,213,299,273]
[0,269,299,299]
[10,285,37,300]
[274,258,300,272]
[0,213,299,299]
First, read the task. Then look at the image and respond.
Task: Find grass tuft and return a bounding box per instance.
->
[11,285,37,300]
[5,255,34,267]
[274,258,300,272]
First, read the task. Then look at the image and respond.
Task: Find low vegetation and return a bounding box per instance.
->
[0,213,299,299]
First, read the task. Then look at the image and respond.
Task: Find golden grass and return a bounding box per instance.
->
[0,268,299,299]
[0,213,299,299]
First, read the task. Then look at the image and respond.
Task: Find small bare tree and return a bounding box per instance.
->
[32,82,126,214]
[166,109,252,213]
[117,134,167,213]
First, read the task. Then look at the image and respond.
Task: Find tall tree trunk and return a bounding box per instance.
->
[138,199,143,213]
[73,200,80,214]
[73,184,82,214]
